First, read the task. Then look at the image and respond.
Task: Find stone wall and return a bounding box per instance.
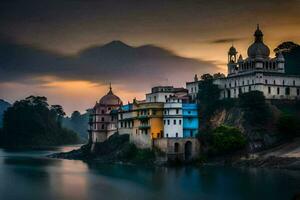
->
[153,138,200,161]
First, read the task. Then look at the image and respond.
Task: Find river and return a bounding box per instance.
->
[0,145,299,200]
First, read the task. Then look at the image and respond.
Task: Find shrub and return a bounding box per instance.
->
[239,91,270,125]
[276,113,300,137]
[210,125,247,155]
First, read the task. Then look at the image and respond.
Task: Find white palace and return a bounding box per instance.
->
[187,25,300,100]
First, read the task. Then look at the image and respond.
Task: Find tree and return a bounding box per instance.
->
[210,125,247,155]
[201,73,213,81]
[1,96,79,147]
[213,73,225,79]
[277,113,300,138]
[197,74,221,125]
[238,91,270,125]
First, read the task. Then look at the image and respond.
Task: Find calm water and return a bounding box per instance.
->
[0,146,299,200]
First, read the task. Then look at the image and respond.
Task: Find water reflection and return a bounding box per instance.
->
[0,146,299,200]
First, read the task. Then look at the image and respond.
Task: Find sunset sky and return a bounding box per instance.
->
[1,0,300,114]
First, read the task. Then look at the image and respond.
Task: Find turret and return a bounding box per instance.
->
[227,45,238,76]
[276,51,285,73]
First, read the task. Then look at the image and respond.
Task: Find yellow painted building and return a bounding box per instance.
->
[130,100,164,149]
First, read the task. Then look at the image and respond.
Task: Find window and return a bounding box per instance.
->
[176,133,178,138]
[249,86,251,91]
[166,134,169,138]
[173,119,176,125]
[167,120,170,125]
[285,87,290,95]
[293,80,296,86]
[190,130,193,137]
[163,120,166,125]
[297,89,300,96]
[152,110,156,115]
[265,80,268,84]
[101,110,105,114]
[277,87,280,95]
[108,107,111,110]
[101,117,104,122]
[273,80,276,85]
[176,109,179,114]
[179,120,182,125]
[165,95,167,100]
[101,124,105,129]
[121,122,123,128]
[268,87,271,94]
[283,80,285,85]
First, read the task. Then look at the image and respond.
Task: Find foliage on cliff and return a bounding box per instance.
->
[0,96,80,148]
[238,91,270,126]
[275,41,300,75]
[199,125,247,156]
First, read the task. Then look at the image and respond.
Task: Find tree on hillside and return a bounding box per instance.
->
[197,73,221,127]
[274,41,300,75]
[238,91,270,125]
[0,96,79,147]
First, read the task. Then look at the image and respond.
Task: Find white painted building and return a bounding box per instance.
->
[187,25,300,100]
[146,86,188,103]
[163,97,183,138]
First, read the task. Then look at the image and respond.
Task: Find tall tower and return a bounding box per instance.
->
[227,45,238,75]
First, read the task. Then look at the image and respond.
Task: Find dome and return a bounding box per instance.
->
[99,85,122,105]
[247,24,270,59]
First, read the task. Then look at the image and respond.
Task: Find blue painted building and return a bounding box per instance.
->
[182,103,199,137]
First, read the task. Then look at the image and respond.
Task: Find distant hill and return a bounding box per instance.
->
[0,99,11,127]
[274,41,300,75]
[62,110,90,140]
[0,40,216,89]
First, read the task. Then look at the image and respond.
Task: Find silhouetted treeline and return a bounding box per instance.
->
[0,96,79,148]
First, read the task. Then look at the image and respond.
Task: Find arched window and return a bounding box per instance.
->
[101,124,105,129]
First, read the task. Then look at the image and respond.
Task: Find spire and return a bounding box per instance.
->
[254,24,263,42]
[108,82,113,94]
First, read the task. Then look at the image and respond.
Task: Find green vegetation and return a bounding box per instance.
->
[199,125,247,156]
[63,110,89,140]
[276,113,300,138]
[197,73,222,125]
[0,96,80,148]
[0,99,11,128]
[238,91,270,126]
[275,41,300,75]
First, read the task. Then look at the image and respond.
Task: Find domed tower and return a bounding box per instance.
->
[247,24,270,69]
[227,45,238,76]
[88,83,123,144]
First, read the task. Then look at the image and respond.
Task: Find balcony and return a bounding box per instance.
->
[138,124,150,129]
[137,115,149,120]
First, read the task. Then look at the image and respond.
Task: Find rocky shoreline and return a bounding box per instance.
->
[232,156,300,170]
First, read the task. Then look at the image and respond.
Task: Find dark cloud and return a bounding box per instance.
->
[207,37,246,44]
[0,39,218,90]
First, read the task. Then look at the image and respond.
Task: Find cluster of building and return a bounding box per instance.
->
[88,25,300,161]
[88,85,199,161]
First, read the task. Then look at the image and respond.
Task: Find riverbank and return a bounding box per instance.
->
[48,134,300,170]
[232,138,300,170]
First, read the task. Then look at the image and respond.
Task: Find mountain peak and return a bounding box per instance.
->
[103,40,132,48]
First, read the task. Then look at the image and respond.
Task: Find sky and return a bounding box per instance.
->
[0,0,300,115]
